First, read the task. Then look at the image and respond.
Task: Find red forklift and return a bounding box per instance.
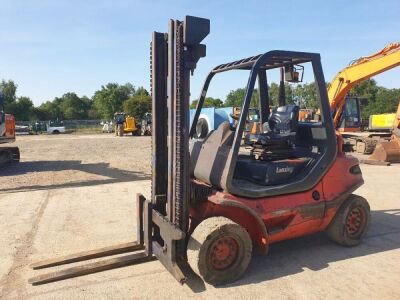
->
[29,16,370,286]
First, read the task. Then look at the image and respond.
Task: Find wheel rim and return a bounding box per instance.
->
[346,207,365,237]
[208,236,239,270]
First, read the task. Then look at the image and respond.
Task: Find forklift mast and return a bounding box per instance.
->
[28,16,210,285]
[150,15,210,279]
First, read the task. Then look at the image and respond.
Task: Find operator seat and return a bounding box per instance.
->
[245,105,300,160]
[190,121,234,188]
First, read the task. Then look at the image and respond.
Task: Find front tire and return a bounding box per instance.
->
[187,217,252,286]
[326,194,371,246]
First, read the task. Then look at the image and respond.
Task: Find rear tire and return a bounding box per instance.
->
[187,216,252,286]
[325,194,370,246]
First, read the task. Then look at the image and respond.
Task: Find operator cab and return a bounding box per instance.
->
[190,51,337,198]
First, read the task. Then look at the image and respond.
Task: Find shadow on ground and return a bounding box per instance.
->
[14,210,400,297]
[0,160,150,193]
[184,209,400,292]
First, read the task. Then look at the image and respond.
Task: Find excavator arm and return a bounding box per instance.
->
[328,42,400,128]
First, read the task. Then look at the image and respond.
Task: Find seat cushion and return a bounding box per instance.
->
[234,157,312,186]
[245,132,293,148]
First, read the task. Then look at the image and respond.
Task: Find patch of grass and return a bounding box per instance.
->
[70,126,104,134]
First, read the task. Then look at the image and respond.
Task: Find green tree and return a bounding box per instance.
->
[93,83,135,118]
[268,83,303,106]
[374,87,400,114]
[87,107,100,119]
[6,96,35,121]
[268,83,280,106]
[37,101,63,120]
[135,86,149,96]
[350,79,378,102]
[224,88,259,108]
[58,93,90,120]
[0,80,17,108]
[292,83,318,108]
[190,97,223,109]
[123,92,151,120]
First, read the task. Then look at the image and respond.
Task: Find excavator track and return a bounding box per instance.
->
[356,138,378,154]
[0,146,20,165]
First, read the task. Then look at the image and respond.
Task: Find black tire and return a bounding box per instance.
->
[326,194,371,246]
[187,216,252,286]
[195,118,209,139]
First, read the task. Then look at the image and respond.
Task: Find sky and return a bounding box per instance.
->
[0,0,399,106]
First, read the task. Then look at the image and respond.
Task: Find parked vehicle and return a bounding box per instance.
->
[189,107,234,138]
[114,112,141,136]
[47,121,66,134]
[101,121,114,133]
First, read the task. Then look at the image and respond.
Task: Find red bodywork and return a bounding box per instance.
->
[0,114,16,143]
[190,135,363,254]
[5,114,16,139]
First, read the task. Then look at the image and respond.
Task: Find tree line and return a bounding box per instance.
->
[190,80,400,120]
[1,78,398,122]
[0,80,151,122]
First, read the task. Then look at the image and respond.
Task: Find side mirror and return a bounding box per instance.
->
[284,65,304,83]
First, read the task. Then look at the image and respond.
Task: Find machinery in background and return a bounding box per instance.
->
[15,124,30,135]
[190,106,234,138]
[101,121,114,133]
[328,42,400,156]
[114,112,141,136]
[190,106,261,138]
[47,120,66,134]
[141,112,152,136]
[30,16,370,287]
[368,104,399,131]
[367,102,400,163]
[0,92,20,165]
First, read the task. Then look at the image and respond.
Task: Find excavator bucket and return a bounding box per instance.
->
[368,134,400,163]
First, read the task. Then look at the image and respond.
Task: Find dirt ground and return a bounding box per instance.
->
[0,134,399,299]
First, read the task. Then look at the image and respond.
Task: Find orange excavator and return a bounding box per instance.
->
[328,42,400,162]
[0,92,20,165]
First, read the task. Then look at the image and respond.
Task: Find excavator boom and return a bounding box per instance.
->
[328,42,400,127]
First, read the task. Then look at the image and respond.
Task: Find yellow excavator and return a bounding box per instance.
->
[368,102,400,163]
[114,112,141,136]
[328,42,400,162]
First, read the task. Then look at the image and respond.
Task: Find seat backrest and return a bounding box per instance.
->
[190,121,234,188]
[268,105,300,133]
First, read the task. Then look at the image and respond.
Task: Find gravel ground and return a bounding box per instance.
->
[0,134,399,299]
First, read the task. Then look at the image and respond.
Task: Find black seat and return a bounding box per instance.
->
[245,105,300,160]
[234,156,312,186]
